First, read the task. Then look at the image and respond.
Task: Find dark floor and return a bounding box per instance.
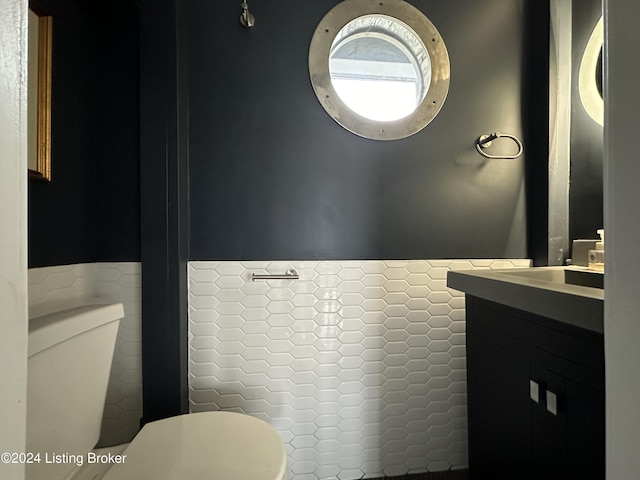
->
[366,470,469,480]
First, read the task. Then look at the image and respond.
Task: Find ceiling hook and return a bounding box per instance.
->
[240,2,255,28]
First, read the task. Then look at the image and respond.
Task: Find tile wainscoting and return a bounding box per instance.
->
[28,263,142,447]
[188,260,531,480]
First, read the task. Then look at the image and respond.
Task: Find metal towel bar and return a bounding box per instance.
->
[251,269,299,281]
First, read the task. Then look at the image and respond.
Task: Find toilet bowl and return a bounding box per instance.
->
[102,411,286,480]
[27,303,287,480]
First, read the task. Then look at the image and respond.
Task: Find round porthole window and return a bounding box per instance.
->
[309,0,450,140]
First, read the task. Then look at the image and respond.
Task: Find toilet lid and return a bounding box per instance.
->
[102,412,286,480]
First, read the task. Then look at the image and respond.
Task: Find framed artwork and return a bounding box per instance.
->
[28,7,52,181]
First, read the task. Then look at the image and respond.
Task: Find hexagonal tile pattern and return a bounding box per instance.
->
[28,262,142,447]
[188,259,530,480]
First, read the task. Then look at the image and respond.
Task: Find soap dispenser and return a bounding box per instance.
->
[588,229,605,271]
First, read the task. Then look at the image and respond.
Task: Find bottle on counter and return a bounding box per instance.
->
[588,229,605,271]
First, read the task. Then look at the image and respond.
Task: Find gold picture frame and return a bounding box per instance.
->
[28,9,52,181]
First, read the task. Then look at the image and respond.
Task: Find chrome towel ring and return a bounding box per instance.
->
[476,132,524,159]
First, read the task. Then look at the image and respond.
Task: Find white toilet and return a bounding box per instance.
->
[27,303,287,480]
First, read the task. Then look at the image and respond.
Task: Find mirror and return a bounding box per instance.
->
[309,0,450,141]
[578,16,603,126]
[28,7,52,181]
[595,47,603,99]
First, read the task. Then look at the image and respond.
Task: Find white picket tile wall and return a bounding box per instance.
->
[28,263,142,447]
[188,259,531,480]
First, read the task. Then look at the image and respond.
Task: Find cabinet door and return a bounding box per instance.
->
[467,333,532,479]
[531,369,567,479]
[565,378,605,478]
[531,359,604,479]
[466,296,605,479]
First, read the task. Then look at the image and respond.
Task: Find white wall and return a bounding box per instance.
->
[0,0,28,478]
[603,1,640,478]
[28,263,143,447]
[189,259,530,480]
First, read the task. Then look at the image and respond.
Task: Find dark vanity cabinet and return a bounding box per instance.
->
[465,296,605,480]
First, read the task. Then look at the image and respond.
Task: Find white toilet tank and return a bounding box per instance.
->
[27,303,124,480]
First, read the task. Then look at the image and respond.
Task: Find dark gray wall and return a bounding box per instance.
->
[189,0,549,262]
[140,0,548,421]
[94,1,141,262]
[569,0,603,242]
[139,0,190,424]
[28,0,140,267]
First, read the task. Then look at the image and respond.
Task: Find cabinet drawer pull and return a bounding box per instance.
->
[530,380,540,403]
[546,390,558,415]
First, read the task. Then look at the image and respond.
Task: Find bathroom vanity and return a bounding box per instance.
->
[447,267,604,480]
